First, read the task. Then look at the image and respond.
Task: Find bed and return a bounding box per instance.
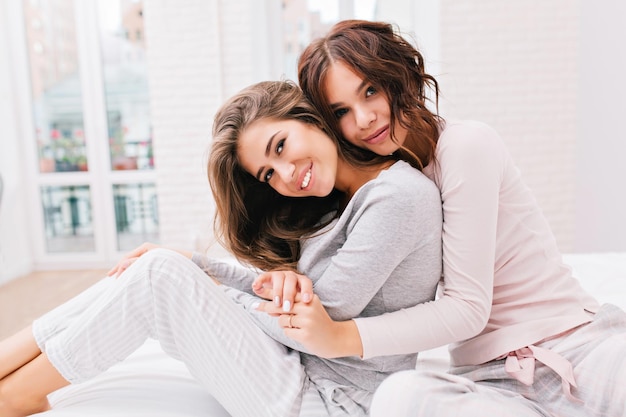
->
[33,252,626,417]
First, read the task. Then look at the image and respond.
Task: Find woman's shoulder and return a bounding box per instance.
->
[435,120,508,162]
[356,161,439,205]
[384,160,436,187]
[425,120,510,186]
[439,120,502,147]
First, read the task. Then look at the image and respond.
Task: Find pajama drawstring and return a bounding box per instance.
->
[502,345,582,404]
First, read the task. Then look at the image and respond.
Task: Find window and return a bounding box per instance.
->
[41,185,95,252]
[23,0,88,174]
[18,0,159,264]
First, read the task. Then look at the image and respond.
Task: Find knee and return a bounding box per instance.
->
[136,247,182,265]
[371,370,425,417]
[126,248,188,275]
[371,369,478,417]
[124,248,203,293]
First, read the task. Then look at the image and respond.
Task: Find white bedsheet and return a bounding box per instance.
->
[33,253,626,417]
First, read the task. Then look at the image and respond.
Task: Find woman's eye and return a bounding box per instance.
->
[263,169,274,183]
[365,86,376,97]
[334,108,348,119]
[275,139,284,155]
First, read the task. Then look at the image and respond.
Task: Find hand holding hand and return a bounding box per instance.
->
[256,295,363,359]
[251,270,313,312]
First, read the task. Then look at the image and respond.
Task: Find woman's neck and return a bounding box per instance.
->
[334,158,394,200]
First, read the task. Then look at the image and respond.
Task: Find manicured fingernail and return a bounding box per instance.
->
[282,300,291,312]
[302,293,311,302]
[274,296,280,306]
[252,302,260,310]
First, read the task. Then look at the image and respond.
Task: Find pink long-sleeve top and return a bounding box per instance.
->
[354,120,599,366]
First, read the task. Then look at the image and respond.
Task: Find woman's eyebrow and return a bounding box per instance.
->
[264,130,281,157]
[255,130,281,181]
[255,166,264,181]
[329,80,367,109]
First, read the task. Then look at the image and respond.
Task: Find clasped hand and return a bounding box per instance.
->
[252,270,356,359]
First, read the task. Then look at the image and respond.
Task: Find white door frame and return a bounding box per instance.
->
[7,0,156,270]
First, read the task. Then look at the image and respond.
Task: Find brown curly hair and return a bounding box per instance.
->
[298,19,443,169]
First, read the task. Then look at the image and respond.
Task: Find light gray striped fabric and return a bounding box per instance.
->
[31,160,443,417]
[33,249,333,417]
[371,303,626,417]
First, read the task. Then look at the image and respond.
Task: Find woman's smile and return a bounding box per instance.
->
[299,163,313,190]
[362,125,390,146]
[237,117,338,197]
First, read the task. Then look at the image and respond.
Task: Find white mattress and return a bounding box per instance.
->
[34,253,626,417]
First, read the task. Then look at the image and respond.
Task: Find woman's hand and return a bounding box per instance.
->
[256,295,363,359]
[107,242,193,278]
[108,242,162,277]
[252,270,313,312]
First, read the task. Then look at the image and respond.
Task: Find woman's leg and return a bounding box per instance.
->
[370,369,549,417]
[0,249,309,417]
[539,304,626,417]
[31,276,115,348]
[0,276,113,381]
[0,352,69,416]
[456,305,626,417]
[0,327,39,380]
[373,305,626,417]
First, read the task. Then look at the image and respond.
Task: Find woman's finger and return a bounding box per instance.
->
[252,286,274,301]
[254,301,281,317]
[107,242,160,277]
[278,272,314,311]
[280,272,300,312]
[251,272,274,300]
[296,275,313,303]
[114,257,139,278]
[270,272,285,307]
[279,313,298,329]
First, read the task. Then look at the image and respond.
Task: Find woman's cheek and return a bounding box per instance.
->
[339,122,363,149]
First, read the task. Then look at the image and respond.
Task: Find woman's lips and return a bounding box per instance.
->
[363,125,389,145]
[299,162,313,190]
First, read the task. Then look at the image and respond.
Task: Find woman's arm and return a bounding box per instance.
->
[355,121,503,358]
[260,122,505,359]
[256,292,364,358]
[255,162,441,341]
[253,164,441,357]
[191,253,260,293]
[298,166,442,322]
[108,242,260,293]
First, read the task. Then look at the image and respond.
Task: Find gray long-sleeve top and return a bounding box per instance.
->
[192,161,442,394]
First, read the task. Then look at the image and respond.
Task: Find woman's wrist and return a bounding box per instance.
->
[335,320,364,358]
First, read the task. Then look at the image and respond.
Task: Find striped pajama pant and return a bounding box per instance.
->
[32,249,347,417]
[371,303,626,417]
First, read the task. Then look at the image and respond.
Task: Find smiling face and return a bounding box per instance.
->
[324,61,408,156]
[237,117,339,198]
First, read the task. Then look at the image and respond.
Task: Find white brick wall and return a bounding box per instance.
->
[146,0,580,254]
[438,0,578,251]
[145,0,230,257]
[144,0,276,258]
[144,0,625,257]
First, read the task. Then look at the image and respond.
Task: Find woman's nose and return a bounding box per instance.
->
[355,106,375,129]
[275,162,295,184]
